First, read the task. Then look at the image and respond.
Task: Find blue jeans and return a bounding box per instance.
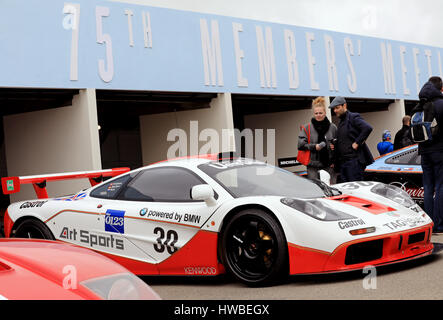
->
[421,152,443,231]
[339,158,363,182]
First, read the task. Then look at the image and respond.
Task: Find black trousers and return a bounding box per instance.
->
[339,158,364,182]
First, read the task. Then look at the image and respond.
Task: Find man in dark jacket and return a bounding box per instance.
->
[393,115,413,150]
[417,76,443,233]
[329,96,374,182]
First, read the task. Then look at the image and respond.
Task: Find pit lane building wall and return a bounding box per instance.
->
[3,89,101,202]
[140,93,235,165]
[1,0,441,201]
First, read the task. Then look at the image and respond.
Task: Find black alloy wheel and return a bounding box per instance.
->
[13,219,55,240]
[221,209,288,286]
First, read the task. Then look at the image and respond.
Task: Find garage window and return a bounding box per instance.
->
[120,167,208,202]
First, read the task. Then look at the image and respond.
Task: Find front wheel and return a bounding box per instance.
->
[220,209,288,286]
[13,219,55,240]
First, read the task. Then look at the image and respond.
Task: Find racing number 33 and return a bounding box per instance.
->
[154,227,178,254]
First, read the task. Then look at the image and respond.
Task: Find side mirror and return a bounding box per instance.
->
[319,170,331,186]
[191,184,216,206]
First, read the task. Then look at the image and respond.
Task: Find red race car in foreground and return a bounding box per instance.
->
[0,238,160,300]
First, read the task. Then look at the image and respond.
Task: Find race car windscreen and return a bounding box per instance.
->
[198,159,325,199]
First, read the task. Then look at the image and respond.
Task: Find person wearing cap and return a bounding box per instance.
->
[377,130,394,156]
[329,96,374,182]
[298,97,337,184]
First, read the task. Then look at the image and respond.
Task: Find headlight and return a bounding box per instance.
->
[371,183,415,208]
[81,273,160,300]
[281,198,357,221]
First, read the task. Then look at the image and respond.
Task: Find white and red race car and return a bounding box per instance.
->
[1,155,434,286]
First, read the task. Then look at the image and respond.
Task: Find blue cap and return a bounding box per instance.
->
[382,130,391,141]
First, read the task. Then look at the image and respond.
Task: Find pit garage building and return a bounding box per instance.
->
[1,0,441,212]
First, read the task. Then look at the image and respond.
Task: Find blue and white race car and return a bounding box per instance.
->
[365,144,423,207]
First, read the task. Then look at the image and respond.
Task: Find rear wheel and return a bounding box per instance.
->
[220,209,288,286]
[13,219,55,240]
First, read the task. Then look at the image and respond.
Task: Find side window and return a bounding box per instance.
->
[90,174,133,199]
[414,154,421,165]
[121,167,207,202]
[385,147,417,165]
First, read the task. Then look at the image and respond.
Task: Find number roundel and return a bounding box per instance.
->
[153,227,178,254]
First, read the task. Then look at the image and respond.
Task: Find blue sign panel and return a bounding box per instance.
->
[0,0,442,100]
[105,209,125,233]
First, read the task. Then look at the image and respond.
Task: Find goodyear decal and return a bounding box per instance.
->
[19,201,47,209]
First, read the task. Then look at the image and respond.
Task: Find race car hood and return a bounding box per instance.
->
[0,239,127,284]
[328,181,432,231]
[0,239,161,300]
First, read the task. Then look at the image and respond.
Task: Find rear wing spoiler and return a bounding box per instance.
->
[1,167,130,199]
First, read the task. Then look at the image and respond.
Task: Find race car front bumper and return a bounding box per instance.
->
[288,223,434,275]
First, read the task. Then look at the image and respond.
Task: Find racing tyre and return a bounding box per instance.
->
[13,219,55,240]
[220,209,288,286]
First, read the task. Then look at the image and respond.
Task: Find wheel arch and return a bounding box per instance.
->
[10,215,53,238]
[216,203,288,264]
[218,204,284,233]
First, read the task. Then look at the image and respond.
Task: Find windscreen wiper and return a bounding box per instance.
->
[310,179,342,197]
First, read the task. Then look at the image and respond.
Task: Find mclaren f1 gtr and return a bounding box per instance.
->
[1,154,434,286]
